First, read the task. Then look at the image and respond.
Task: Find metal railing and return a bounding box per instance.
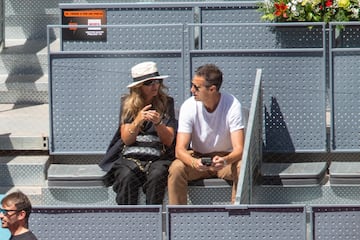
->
[0,0,4,51]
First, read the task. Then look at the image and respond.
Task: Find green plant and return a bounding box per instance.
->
[258,0,360,23]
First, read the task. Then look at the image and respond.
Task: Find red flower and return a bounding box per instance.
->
[325,0,332,7]
[274,2,288,18]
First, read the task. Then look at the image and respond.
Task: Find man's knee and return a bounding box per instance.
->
[168,159,186,176]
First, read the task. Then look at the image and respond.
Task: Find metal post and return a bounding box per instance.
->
[0,0,4,51]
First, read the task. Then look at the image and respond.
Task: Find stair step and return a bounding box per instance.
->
[0,74,48,103]
[0,155,49,186]
[261,162,328,186]
[0,39,60,104]
[0,186,44,205]
[0,39,49,75]
[0,104,49,150]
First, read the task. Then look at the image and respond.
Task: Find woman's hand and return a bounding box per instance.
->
[140,104,162,125]
[134,104,152,125]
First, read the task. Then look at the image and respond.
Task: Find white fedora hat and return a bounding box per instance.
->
[127,61,169,88]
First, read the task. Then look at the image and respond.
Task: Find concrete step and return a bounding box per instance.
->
[0,74,48,103]
[5,0,61,40]
[0,39,49,75]
[0,103,49,150]
[0,39,61,103]
[0,186,43,205]
[0,38,49,102]
[0,155,49,187]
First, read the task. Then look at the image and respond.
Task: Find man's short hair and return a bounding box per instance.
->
[195,64,223,91]
[1,191,32,222]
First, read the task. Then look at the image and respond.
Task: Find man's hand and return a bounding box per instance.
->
[212,155,227,171]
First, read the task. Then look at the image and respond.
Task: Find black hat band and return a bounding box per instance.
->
[133,72,160,82]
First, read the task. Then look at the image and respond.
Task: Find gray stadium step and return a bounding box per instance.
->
[261,162,328,186]
[0,103,49,150]
[0,74,48,104]
[46,163,232,205]
[0,186,43,205]
[4,0,61,40]
[0,39,49,75]
[0,155,49,187]
[0,39,51,104]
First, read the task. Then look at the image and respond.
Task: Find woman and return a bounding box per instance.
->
[104,61,176,205]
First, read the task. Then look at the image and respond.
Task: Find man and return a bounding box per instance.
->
[0,191,37,240]
[168,64,245,204]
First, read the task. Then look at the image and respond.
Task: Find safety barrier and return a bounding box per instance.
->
[329,22,360,152]
[29,204,360,239]
[236,68,262,204]
[312,205,360,239]
[328,22,360,186]
[30,206,163,240]
[167,205,306,240]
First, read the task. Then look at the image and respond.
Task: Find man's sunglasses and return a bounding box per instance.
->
[143,79,163,86]
[0,208,22,215]
[192,83,213,92]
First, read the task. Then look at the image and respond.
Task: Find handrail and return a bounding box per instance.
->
[0,0,4,51]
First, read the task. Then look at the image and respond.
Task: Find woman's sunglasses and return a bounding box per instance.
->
[143,79,163,86]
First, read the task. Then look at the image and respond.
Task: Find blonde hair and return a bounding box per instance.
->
[121,83,169,124]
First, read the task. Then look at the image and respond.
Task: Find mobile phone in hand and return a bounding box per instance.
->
[201,157,212,166]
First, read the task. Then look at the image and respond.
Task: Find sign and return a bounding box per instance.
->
[62,9,107,41]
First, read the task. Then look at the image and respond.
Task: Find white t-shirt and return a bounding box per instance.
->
[178,92,244,153]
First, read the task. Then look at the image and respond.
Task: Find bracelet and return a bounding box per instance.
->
[154,119,163,126]
[128,122,138,135]
[128,127,135,135]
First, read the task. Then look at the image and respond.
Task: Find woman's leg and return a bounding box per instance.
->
[112,160,143,205]
[144,160,171,204]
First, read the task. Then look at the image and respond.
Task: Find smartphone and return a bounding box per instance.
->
[201,157,212,166]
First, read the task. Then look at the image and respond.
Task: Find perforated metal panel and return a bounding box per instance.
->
[252,185,360,205]
[0,156,48,186]
[237,69,263,204]
[333,25,360,48]
[190,51,326,152]
[42,187,116,205]
[62,24,185,51]
[188,186,232,205]
[200,5,261,24]
[312,205,360,240]
[59,3,193,51]
[49,53,183,154]
[0,45,48,75]
[30,206,162,240]
[5,0,61,39]
[331,51,360,151]
[167,205,306,240]
[329,24,360,151]
[190,23,327,152]
[198,23,323,50]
